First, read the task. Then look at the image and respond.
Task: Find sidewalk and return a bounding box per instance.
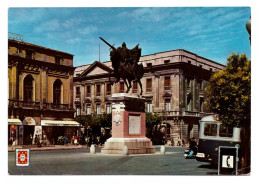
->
[8,144,90,152]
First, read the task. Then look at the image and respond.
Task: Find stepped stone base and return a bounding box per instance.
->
[101,138,155,155]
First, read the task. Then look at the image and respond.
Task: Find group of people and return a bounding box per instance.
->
[34,134,41,147]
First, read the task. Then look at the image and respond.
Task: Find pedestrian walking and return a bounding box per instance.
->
[64,136,67,145]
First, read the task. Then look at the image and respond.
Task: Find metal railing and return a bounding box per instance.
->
[8,99,40,109]
[42,102,73,110]
[8,99,73,111]
[156,110,213,118]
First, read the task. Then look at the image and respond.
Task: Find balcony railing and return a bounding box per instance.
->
[8,99,74,111]
[146,88,152,92]
[8,99,40,109]
[199,90,204,96]
[42,102,73,110]
[164,86,171,90]
[156,110,213,118]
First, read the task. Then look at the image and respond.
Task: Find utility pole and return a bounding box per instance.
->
[99,44,100,62]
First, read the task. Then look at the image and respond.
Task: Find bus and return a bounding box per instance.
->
[196,115,241,165]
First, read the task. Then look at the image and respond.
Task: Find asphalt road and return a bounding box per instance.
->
[8,146,218,175]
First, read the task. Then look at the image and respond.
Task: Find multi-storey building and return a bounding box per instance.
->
[73,49,224,145]
[8,37,79,146]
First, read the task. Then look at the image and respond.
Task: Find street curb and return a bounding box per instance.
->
[8,146,92,152]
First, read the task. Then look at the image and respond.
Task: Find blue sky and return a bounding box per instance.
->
[8,7,251,66]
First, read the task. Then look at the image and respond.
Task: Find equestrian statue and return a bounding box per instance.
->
[99,37,144,95]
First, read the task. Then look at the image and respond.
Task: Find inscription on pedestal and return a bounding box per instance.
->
[129,114,141,134]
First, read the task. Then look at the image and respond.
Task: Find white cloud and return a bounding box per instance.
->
[119,8,171,22]
[34,19,61,33]
[77,25,98,35]
[66,38,81,44]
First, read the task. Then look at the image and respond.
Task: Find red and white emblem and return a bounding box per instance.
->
[16,149,30,166]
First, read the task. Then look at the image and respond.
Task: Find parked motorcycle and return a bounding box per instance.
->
[184,147,197,159]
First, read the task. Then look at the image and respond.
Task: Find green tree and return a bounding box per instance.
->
[146,112,165,145]
[75,114,112,145]
[206,53,251,174]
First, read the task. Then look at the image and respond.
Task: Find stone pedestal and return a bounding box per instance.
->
[101,93,155,155]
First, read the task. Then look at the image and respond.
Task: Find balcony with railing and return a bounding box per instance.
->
[8,99,74,111]
[156,110,213,118]
[8,99,40,109]
[146,88,152,93]
[164,86,171,90]
[199,89,204,97]
[42,102,74,110]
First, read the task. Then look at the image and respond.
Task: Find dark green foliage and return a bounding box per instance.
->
[146,113,166,145]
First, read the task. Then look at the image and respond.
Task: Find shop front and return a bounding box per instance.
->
[41,120,81,145]
[8,119,22,145]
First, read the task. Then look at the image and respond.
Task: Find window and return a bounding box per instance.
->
[24,75,34,101]
[204,123,217,136]
[120,82,124,93]
[26,50,33,59]
[86,104,91,115]
[198,80,203,90]
[146,79,152,92]
[106,103,111,114]
[164,60,170,64]
[53,79,62,105]
[76,87,80,98]
[199,98,204,112]
[187,78,191,88]
[187,97,192,111]
[147,63,152,67]
[132,81,138,93]
[219,125,233,137]
[55,57,62,65]
[96,84,101,96]
[106,84,111,95]
[86,85,91,97]
[96,104,101,115]
[76,107,81,116]
[199,65,202,68]
[164,77,170,90]
[146,102,152,112]
[165,99,171,111]
[188,60,191,65]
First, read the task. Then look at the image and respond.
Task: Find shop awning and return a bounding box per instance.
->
[41,120,81,127]
[8,119,22,125]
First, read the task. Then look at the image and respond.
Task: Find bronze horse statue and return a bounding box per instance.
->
[100,37,144,95]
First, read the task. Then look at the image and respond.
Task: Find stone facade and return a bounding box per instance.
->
[8,39,77,146]
[73,49,225,145]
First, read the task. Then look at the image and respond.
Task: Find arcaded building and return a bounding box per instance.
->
[73,49,224,145]
[8,37,79,146]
